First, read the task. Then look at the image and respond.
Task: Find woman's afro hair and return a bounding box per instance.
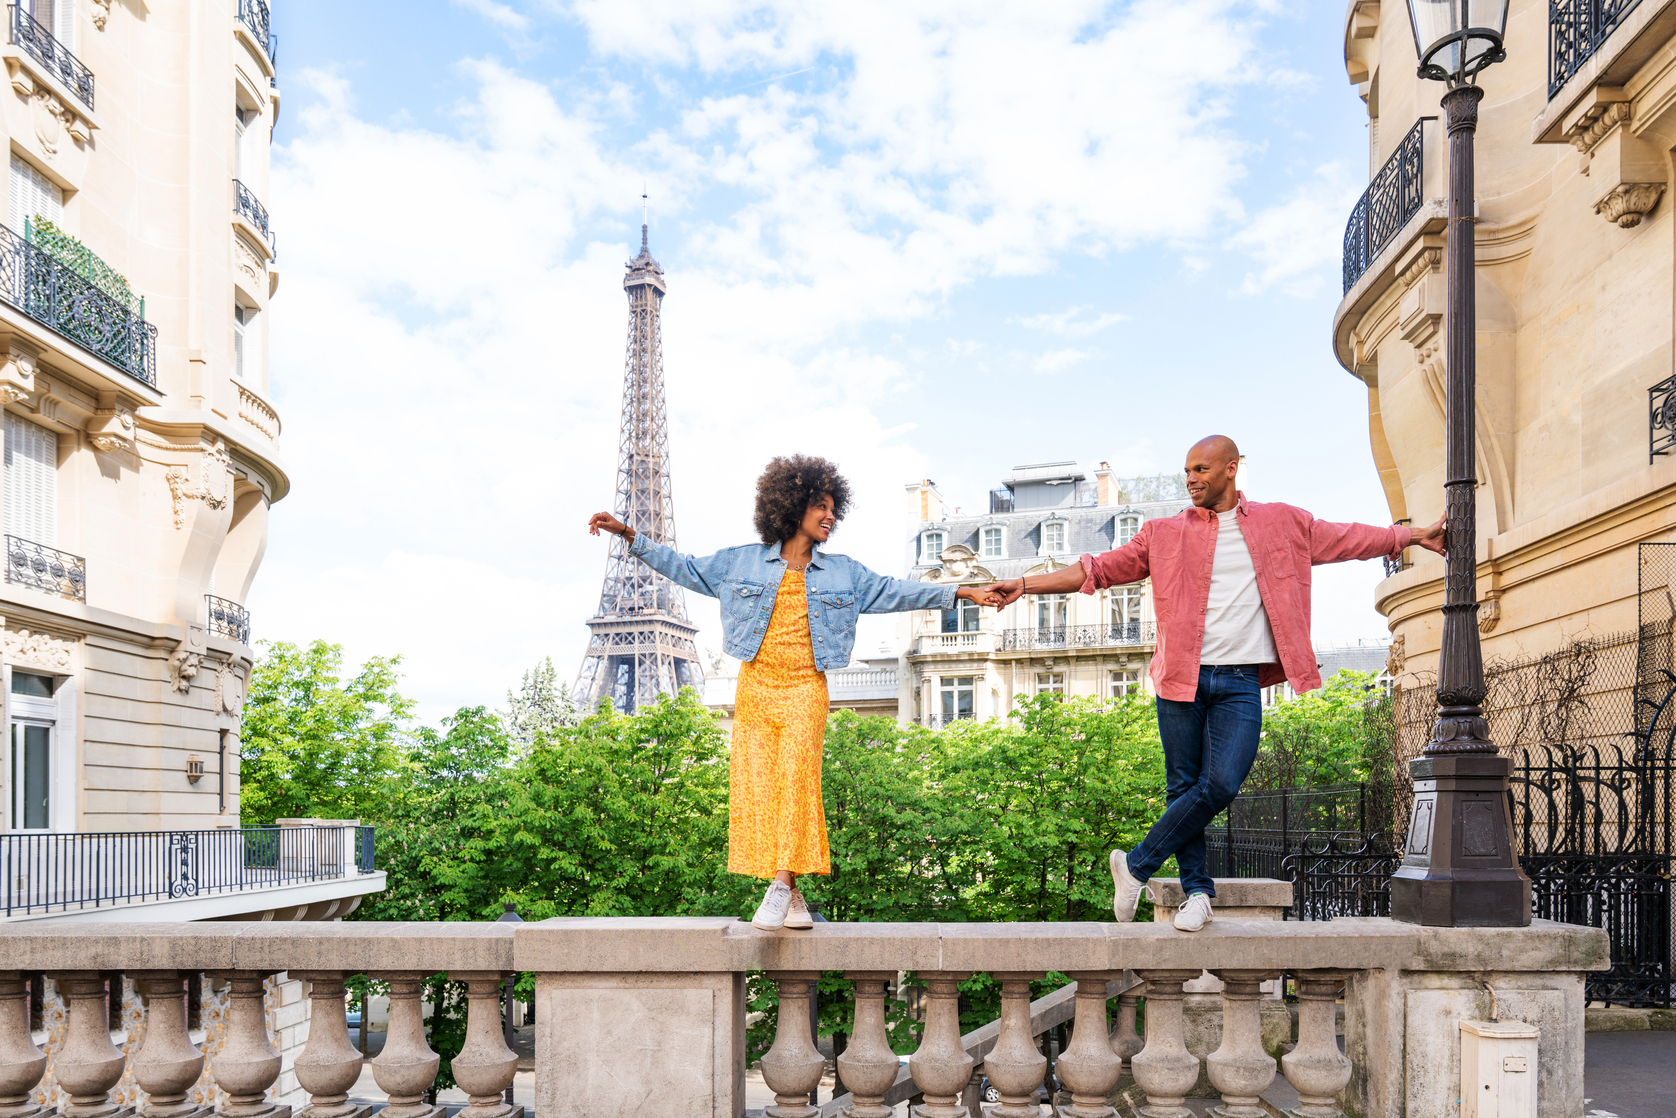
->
[753,455,852,545]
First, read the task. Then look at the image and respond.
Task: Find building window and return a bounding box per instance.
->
[1037,594,1068,632]
[9,670,56,831]
[940,676,974,722]
[1110,584,1143,637]
[233,305,250,379]
[941,598,980,633]
[921,531,945,563]
[1036,672,1064,695]
[1110,670,1140,698]
[981,526,1003,558]
[1118,515,1140,547]
[29,0,75,50]
[9,154,62,234]
[1042,521,1066,554]
[4,413,57,546]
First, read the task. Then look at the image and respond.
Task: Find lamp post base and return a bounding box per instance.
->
[1389,754,1532,927]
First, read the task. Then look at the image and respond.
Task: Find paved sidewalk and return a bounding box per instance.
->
[1582,1030,1676,1118]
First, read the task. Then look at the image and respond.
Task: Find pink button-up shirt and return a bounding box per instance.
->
[1078,493,1407,702]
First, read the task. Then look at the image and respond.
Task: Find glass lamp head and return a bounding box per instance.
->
[1407,0,1509,84]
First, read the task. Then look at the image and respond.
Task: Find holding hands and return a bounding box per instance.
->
[957,585,1004,609]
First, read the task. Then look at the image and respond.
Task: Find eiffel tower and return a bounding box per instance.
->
[576,205,705,712]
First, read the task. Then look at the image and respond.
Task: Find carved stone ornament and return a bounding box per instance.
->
[1595,182,1665,228]
[927,544,995,584]
[234,236,262,284]
[165,440,234,528]
[1385,633,1406,678]
[214,662,246,714]
[0,345,36,404]
[167,648,202,693]
[3,627,74,671]
[87,404,136,453]
[91,0,110,29]
[1565,101,1631,153]
[1478,596,1502,635]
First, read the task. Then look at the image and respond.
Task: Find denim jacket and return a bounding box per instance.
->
[626,534,957,672]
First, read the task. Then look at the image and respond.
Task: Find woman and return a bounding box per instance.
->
[588,455,999,930]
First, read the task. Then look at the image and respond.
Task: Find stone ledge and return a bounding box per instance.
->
[1147,877,1294,911]
[1586,1005,1676,1031]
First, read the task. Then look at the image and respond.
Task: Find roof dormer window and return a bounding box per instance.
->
[1041,518,1067,556]
[921,530,946,564]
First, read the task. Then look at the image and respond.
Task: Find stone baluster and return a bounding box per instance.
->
[1128,971,1200,1118]
[0,973,47,1118]
[981,974,1045,1118]
[1205,971,1278,1118]
[208,973,287,1118]
[906,973,973,1118]
[292,974,370,1118]
[446,975,519,1118]
[1053,973,1124,1118]
[759,973,823,1118]
[835,973,898,1118]
[1107,988,1142,1075]
[52,973,130,1118]
[1280,972,1352,1118]
[131,974,206,1118]
[369,975,441,1118]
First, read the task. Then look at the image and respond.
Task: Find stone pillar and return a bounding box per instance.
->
[1052,973,1124,1118]
[1107,989,1142,1074]
[1204,971,1277,1118]
[760,973,823,1118]
[368,975,441,1118]
[907,973,972,1118]
[0,973,47,1118]
[51,974,131,1118]
[130,975,208,1118]
[447,975,520,1118]
[1281,972,1351,1118]
[835,973,898,1118]
[1129,971,1200,1118]
[982,974,1045,1118]
[208,973,289,1118]
[290,975,371,1118]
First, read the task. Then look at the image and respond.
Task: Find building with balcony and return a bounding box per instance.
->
[702,643,900,730]
[899,464,1191,723]
[1337,1,1676,678]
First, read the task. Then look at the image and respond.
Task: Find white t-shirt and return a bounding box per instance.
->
[1200,507,1278,666]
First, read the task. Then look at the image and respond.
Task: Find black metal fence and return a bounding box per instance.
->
[1650,372,1676,463]
[999,622,1155,651]
[1342,118,1429,294]
[233,179,273,252]
[1550,0,1641,98]
[0,825,376,916]
[237,0,272,61]
[8,4,93,110]
[6,534,85,601]
[0,222,156,386]
[207,593,251,644]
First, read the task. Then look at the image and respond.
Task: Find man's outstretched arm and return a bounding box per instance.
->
[984,562,1089,607]
[1309,515,1446,564]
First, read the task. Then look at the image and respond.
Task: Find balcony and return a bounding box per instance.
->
[5,535,85,602]
[1000,621,1155,652]
[7,4,91,110]
[0,823,378,920]
[0,915,1605,1117]
[232,179,274,257]
[1551,0,1643,97]
[237,0,274,61]
[0,223,156,387]
[914,630,995,656]
[206,594,251,644]
[1342,118,1429,294]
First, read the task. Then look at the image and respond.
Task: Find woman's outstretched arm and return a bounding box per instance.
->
[587,511,731,599]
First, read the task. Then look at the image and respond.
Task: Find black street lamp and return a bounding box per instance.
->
[1388,0,1532,927]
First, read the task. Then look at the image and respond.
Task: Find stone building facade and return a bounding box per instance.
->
[1336,0,1676,677]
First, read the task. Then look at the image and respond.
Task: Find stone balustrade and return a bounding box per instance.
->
[0,916,1607,1118]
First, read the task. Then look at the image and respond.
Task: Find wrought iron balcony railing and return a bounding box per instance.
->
[1550,0,1641,98]
[7,4,93,111]
[1342,118,1428,294]
[1382,518,1413,577]
[1651,372,1676,463]
[1000,621,1155,652]
[0,824,376,916]
[0,223,156,386]
[237,0,273,62]
[6,534,85,601]
[206,594,251,644]
[232,179,273,252]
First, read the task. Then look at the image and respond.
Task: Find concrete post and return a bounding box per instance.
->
[835,973,897,1118]
[1053,972,1123,1118]
[760,972,823,1118]
[208,973,287,1118]
[1129,971,1201,1118]
[1282,972,1351,1118]
[0,974,46,1118]
[130,975,207,1118]
[983,974,1046,1118]
[368,975,441,1118]
[52,974,129,1118]
[907,973,973,1118]
[1204,971,1277,1118]
[448,974,519,1118]
[290,975,369,1118]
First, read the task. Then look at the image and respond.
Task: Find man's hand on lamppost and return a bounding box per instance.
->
[984,579,1024,608]
[1412,517,1446,556]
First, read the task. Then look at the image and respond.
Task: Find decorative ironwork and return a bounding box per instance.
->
[7,4,93,110]
[0,223,156,386]
[1342,118,1428,294]
[232,179,273,253]
[356,826,376,873]
[206,594,251,644]
[999,622,1155,651]
[1550,0,1641,99]
[1382,519,1413,577]
[1650,373,1676,462]
[5,535,85,601]
[168,832,199,898]
[237,0,272,61]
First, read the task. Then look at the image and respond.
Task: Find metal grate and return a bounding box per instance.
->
[237,0,272,61]
[232,180,274,254]
[0,223,156,386]
[999,622,1155,651]
[5,534,85,601]
[1342,119,1429,294]
[7,5,93,110]
[1382,519,1413,577]
[1550,0,1642,99]
[1650,372,1676,463]
[206,594,251,644]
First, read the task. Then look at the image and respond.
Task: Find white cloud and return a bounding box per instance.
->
[1225,162,1360,298]
[1033,348,1092,374]
[453,0,529,32]
[1013,306,1128,338]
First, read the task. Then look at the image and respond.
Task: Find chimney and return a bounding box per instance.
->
[1096,461,1114,506]
[905,479,944,523]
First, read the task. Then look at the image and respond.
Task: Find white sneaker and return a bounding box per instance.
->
[784,888,814,930]
[752,881,793,930]
[1174,892,1214,933]
[1109,849,1155,922]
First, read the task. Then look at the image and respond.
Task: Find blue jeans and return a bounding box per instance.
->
[1127,664,1264,899]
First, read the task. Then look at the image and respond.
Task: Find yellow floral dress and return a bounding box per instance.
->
[728,568,831,878]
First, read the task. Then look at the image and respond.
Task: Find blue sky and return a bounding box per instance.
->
[251,0,1393,719]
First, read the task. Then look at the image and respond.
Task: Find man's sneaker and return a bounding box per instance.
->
[1174,892,1214,933]
[1109,849,1155,922]
[784,888,814,930]
[752,880,793,930]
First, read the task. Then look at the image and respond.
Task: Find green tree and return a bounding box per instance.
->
[1252,669,1386,787]
[502,656,581,749]
[238,640,414,825]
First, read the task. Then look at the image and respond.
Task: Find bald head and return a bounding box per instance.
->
[1184,435,1241,511]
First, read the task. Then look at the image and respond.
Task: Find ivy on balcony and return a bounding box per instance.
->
[27,216,139,313]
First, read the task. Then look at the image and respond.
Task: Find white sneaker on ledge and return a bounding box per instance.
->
[784,888,814,930]
[1109,849,1155,923]
[752,880,793,930]
[1174,892,1214,933]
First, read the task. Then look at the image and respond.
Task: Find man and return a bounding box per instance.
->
[984,436,1444,931]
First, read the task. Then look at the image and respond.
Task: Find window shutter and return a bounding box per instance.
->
[9,156,62,235]
[233,307,245,379]
[4,412,57,546]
